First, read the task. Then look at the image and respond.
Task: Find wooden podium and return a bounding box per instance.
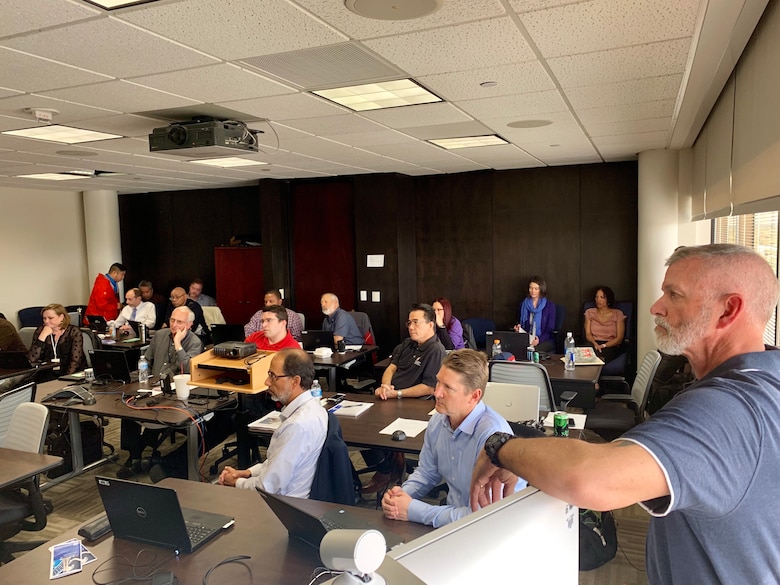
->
[190,349,273,394]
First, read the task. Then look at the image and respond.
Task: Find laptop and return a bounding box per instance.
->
[301,330,335,351]
[210,323,246,346]
[0,351,35,371]
[485,331,531,360]
[259,490,404,551]
[483,382,541,423]
[95,476,234,554]
[86,315,108,333]
[89,350,138,383]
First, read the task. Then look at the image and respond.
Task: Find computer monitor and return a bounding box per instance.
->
[323,487,578,585]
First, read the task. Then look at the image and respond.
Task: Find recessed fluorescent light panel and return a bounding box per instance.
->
[17,173,85,181]
[2,125,122,144]
[313,79,441,111]
[188,158,268,168]
[84,0,158,9]
[428,135,509,150]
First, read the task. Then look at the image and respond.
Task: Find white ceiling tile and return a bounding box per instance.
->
[0,48,112,93]
[456,143,541,167]
[549,39,692,88]
[0,0,99,38]
[66,114,162,138]
[280,114,388,137]
[509,0,575,12]
[3,19,218,78]
[565,74,683,109]
[118,0,347,61]
[0,88,23,99]
[40,81,201,114]
[456,90,568,120]
[129,64,295,104]
[324,129,413,148]
[521,139,600,162]
[361,103,472,129]
[0,94,117,124]
[578,99,676,126]
[592,131,668,149]
[400,120,495,140]
[521,0,700,58]
[419,61,555,101]
[296,0,506,39]
[488,111,589,144]
[218,92,346,121]
[587,117,671,137]
[364,17,536,76]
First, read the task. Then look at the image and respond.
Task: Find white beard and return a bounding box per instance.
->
[653,315,708,355]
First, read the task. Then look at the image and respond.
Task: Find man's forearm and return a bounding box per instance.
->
[398,383,434,398]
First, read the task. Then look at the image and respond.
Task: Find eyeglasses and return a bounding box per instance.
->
[260,318,279,324]
[169,295,185,300]
[406,319,426,327]
[267,371,291,382]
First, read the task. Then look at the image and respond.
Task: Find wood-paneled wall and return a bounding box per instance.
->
[120,162,638,358]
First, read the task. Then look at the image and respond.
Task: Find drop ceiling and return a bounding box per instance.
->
[0,0,768,194]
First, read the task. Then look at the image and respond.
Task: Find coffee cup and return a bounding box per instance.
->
[84,368,95,382]
[173,374,191,400]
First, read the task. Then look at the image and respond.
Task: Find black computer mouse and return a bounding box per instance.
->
[392,430,407,441]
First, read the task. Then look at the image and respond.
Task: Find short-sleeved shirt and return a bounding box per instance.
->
[622,347,780,584]
[584,308,625,341]
[389,335,446,391]
[322,308,364,345]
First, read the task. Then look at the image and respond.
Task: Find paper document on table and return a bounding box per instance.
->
[560,347,605,366]
[380,417,429,438]
[248,411,282,431]
[543,412,587,429]
[345,345,362,351]
[329,400,372,417]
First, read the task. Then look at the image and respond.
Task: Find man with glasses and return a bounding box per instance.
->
[363,303,447,493]
[114,287,156,333]
[245,290,304,342]
[162,286,209,344]
[244,305,300,351]
[117,306,203,479]
[218,349,327,495]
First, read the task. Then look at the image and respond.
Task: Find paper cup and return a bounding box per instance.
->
[84,368,95,382]
[173,374,191,400]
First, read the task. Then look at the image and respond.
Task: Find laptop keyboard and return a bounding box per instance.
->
[185,521,212,546]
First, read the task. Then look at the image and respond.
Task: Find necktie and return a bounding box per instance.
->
[131,307,137,320]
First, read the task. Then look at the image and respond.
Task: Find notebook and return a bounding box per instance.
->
[95,476,234,554]
[259,490,404,551]
[483,382,541,423]
[89,350,138,383]
[86,315,108,333]
[485,331,531,360]
[301,330,335,351]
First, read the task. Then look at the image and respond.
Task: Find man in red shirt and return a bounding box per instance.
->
[245,305,300,351]
[84,263,126,324]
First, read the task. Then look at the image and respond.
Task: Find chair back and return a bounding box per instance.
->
[296,312,306,331]
[17,307,44,329]
[80,328,101,367]
[310,412,359,505]
[17,327,36,351]
[489,361,556,415]
[631,350,662,414]
[4,402,49,453]
[350,311,375,344]
[0,382,37,446]
[552,303,567,353]
[462,317,496,350]
[202,306,226,328]
[462,323,478,350]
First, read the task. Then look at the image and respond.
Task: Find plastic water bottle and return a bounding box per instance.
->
[564,332,576,371]
[107,320,115,339]
[137,355,150,384]
[491,339,502,358]
[310,379,322,399]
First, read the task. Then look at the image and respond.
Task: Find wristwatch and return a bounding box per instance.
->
[397,390,402,399]
[484,432,516,468]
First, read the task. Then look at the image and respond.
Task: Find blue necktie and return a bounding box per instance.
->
[131,307,137,321]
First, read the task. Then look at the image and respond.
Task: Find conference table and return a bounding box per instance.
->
[0,478,432,585]
[542,354,602,410]
[35,378,236,484]
[0,447,62,490]
[311,345,378,392]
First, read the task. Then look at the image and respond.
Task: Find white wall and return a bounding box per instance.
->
[0,186,90,326]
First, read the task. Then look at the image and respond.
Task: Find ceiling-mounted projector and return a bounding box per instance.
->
[149,118,260,158]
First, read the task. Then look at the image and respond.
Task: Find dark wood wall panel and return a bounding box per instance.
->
[258,179,292,306]
[414,172,494,323]
[493,167,582,333]
[291,181,355,325]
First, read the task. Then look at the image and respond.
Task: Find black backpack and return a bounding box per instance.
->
[579,509,618,570]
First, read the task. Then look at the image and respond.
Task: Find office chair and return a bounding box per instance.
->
[17,307,44,329]
[462,317,496,351]
[488,361,557,416]
[584,350,661,442]
[296,312,306,331]
[0,401,52,563]
[462,323,478,350]
[343,311,378,393]
[552,303,567,354]
[310,413,361,505]
[80,327,102,367]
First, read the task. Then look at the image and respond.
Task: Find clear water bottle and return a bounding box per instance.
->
[564,332,576,371]
[310,379,322,399]
[107,320,115,339]
[137,355,150,384]
[491,339,502,358]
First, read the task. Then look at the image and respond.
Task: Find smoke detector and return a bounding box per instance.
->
[23,107,60,124]
[344,0,444,21]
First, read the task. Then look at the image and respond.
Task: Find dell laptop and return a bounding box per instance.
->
[89,350,137,383]
[483,382,541,423]
[259,490,404,551]
[95,476,234,554]
[485,331,532,360]
[86,315,108,333]
[210,324,246,346]
[301,330,335,352]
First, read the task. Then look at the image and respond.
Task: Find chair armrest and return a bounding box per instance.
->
[600,394,636,403]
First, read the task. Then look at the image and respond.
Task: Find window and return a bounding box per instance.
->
[713,211,779,345]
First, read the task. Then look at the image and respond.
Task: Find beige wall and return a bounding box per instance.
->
[0,186,90,326]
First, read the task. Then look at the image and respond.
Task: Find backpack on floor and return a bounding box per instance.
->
[579,509,618,570]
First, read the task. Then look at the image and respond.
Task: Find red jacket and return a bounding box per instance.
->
[84,273,120,323]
